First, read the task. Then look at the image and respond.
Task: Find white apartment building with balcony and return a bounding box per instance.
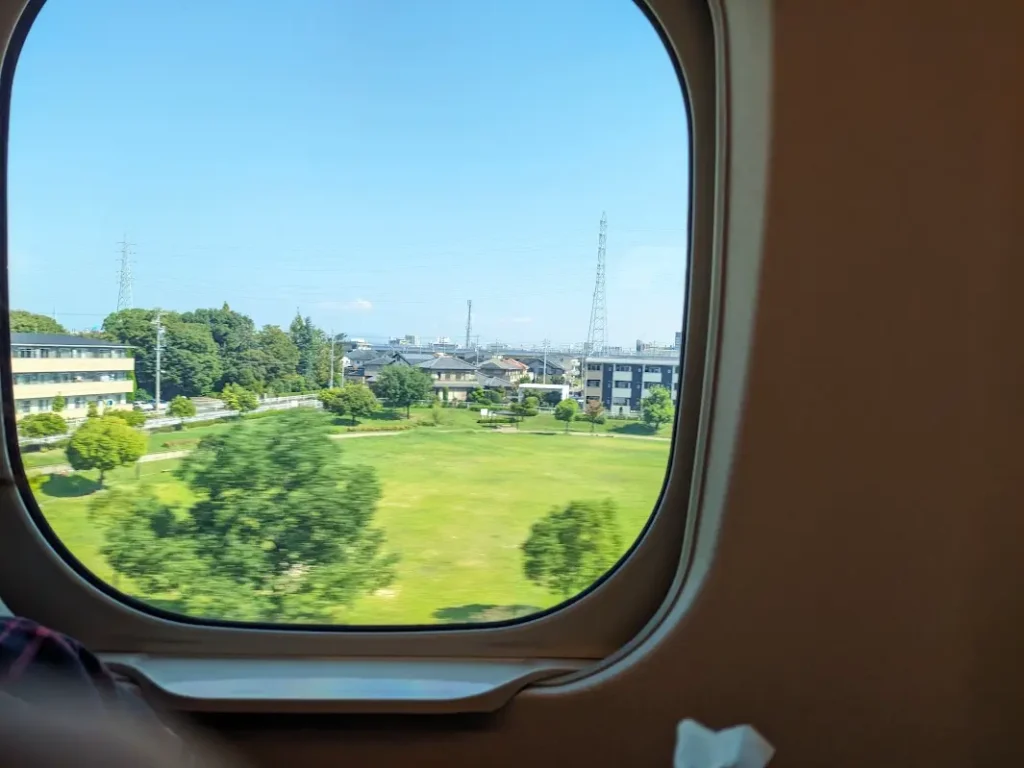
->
[582,355,680,416]
[12,333,134,419]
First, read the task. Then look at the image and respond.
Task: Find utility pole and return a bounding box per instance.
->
[465,300,473,350]
[543,338,549,384]
[329,329,336,389]
[151,311,164,411]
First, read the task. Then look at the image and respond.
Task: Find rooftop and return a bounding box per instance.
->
[11,332,130,348]
[416,356,479,371]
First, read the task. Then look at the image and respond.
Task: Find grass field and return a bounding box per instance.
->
[33,428,671,625]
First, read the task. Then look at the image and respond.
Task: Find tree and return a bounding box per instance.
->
[96,409,398,622]
[253,325,301,390]
[289,313,324,387]
[219,382,259,414]
[543,390,563,406]
[549,374,566,385]
[10,310,65,334]
[373,365,433,418]
[181,304,259,390]
[67,416,146,485]
[442,386,450,404]
[521,500,623,599]
[17,412,67,438]
[319,382,379,425]
[640,386,674,431]
[168,395,196,418]
[87,401,99,418]
[583,400,605,433]
[104,409,147,427]
[554,398,579,432]
[51,394,66,413]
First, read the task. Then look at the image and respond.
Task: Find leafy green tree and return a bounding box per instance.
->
[554,398,579,432]
[104,409,147,427]
[441,386,450,404]
[168,395,196,418]
[67,416,147,485]
[543,390,563,406]
[253,325,301,389]
[162,320,223,397]
[289,313,324,387]
[521,500,623,599]
[318,382,379,425]
[86,401,99,419]
[17,412,67,438]
[181,304,259,389]
[10,310,65,334]
[51,394,66,413]
[640,386,674,431]
[373,365,433,418]
[582,400,605,433]
[219,382,259,414]
[96,409,398,621]
[549,374,566,385]
[469,388,489,404]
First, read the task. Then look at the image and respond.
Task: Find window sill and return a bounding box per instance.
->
[102,655,584,714]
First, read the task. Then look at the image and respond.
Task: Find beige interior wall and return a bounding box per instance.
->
[215,0,1024,765]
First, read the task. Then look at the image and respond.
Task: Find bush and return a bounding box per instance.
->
[342,422,416,433]
[104,409,147,427]
[574,412,606,424]
[18,412,68,438]
[168,395,197,418]
[477,416,517,425]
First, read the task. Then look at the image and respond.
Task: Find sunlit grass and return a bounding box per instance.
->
[35,427,671,625]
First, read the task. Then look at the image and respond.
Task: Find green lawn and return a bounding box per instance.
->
[34,428,671,625]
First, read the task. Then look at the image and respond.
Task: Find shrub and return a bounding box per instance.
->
[104,409,147,427]
[18,412,68,438]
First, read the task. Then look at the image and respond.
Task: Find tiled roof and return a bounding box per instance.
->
[416,356,478,371]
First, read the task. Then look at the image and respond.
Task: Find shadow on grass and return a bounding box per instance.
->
[607,422,660,436]
[432,604,543,623]
[40,474,102,498]
[330,408,407,428]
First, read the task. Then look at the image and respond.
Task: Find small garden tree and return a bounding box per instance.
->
[553,398,579,432]
[640,386,674,431]
[18,412,67,438]
[521,499,623,599]
[67,416,147,486]
[86,401,99,418]
[51,394,66,413]
[168,395,197,418]
[373,365,433,418]
[582,400,605,433]
[220,382,259,414]
[318,382,379,425]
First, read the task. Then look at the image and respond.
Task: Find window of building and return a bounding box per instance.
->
[17,400,30,413]
[4,0,701,650]
[644,365,661,373]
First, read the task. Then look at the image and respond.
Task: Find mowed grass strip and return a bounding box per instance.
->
[33,429,671,625]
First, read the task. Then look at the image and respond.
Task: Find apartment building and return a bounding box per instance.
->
[12,333,134,419]
[582,355,680,416]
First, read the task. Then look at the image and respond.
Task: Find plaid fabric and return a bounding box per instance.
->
[0,616,120,707]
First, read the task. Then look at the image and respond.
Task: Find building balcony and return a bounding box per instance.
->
[14,380,133,399]
[12,357,134,374]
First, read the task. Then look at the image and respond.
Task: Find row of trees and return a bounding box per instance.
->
[13,307,347,401]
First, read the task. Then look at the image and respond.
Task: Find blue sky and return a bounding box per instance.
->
[8,0,689,347]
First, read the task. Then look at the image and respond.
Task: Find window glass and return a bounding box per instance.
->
[9,0,689,626]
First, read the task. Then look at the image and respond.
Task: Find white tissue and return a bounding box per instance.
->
[674,719,774,768]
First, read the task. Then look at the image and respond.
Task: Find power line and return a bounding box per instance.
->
[116,236,134,312]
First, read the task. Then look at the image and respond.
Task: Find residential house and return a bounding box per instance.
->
[415,355,480,401]
[478,357,529,383]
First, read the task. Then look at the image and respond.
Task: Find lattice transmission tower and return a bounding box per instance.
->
[465,299,473,349]
[116,236,134,311]
[585,212,608,356]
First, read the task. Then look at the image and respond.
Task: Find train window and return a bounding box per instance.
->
[4,0,702,641]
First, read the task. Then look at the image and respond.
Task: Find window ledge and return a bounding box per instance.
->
[102,655,584,714]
